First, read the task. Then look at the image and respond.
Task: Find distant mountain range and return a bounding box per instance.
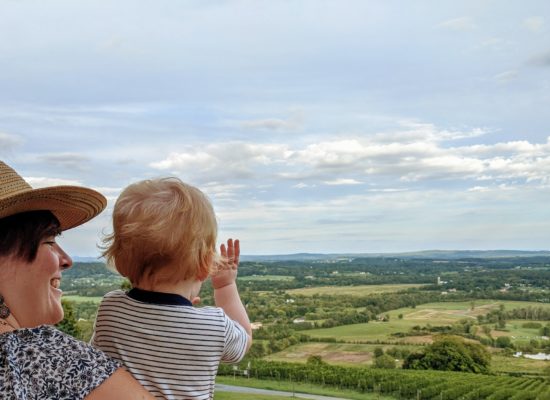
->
[241,250,550,261]
[73,250,550,264]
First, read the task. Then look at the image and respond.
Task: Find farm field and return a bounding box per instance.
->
[240,275,295,281]
[264,342,419,366]
[215,376,394,400]
[63,295,103,303]
[491,319,550,343]
[304,300,550,343]
[265,341,546,375]
[491,352,548,375]
[286,284,425,297]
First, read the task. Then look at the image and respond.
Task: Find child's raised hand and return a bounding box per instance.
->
[211,239,240,289]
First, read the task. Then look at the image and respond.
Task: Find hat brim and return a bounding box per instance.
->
[0,186,107,231]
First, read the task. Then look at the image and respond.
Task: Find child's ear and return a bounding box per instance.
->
[196,253,213,282]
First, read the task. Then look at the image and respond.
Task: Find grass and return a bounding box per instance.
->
[286,284,425,297]
[215,393,295,399]
[62,295,103,303]
[216,376,395,399]
[491,352,548,376]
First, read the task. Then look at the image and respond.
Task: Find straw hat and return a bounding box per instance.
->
[0,161,107,230]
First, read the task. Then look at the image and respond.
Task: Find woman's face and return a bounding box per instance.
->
[8,235,73,327]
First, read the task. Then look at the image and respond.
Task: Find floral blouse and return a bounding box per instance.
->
[0,325,120,399]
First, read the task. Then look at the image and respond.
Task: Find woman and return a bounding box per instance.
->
[0,160,154,399]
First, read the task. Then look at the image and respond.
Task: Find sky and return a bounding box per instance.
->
[1,0,550,256]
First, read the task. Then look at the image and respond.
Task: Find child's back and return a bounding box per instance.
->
[93,289,247,398]
[92,178,251,399]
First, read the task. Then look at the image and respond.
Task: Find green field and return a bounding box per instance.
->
[239,275,295,281]
[286,284,425,297]
[63,295,103,303]
[491,352,548,375]
[215,376,394,400]
[305,300,550,343]
[215,394,290,399]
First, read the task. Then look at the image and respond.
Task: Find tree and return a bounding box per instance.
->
[495,336,513,349]
[403,335,490,374]
[306,355,326,366]
[56,299,81,338]
[373,347,384,358]
[482,325,492,338]
[373,354,396,369]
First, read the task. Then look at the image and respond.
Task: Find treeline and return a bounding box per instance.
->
[60,262,124,296]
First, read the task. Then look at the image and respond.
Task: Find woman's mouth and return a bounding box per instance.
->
[50,278,61,290]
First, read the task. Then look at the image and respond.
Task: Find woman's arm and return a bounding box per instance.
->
[85,368,154,399]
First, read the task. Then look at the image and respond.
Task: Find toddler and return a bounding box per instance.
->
[92,177,251,399]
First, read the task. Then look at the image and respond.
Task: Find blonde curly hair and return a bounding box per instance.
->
[102,177,218,286]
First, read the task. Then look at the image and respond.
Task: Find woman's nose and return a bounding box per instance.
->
[56,244,73,270]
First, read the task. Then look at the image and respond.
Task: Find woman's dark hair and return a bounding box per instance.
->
[0,210,61,262]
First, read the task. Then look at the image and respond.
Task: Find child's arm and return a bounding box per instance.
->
[212,239,252,348]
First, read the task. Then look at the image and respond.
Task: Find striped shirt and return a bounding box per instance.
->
[91,289,248,399]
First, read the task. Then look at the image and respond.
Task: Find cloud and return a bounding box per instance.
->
[25,176,83,188]
[150,142,292,181]
[293,182,313,189]
[201,182,247,200]
[0,132,23,154]
[239,111,304,132]
[39,153,91,170]
[523,16,545,33]
[528,50,550,67]
[437,17,476,31]
[150,126,550,190]
[493,70,518,84]
[323,178,363,186]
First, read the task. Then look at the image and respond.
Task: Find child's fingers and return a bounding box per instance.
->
[233,239,240,266]
[227,238,234,261]
[220,243,227,257]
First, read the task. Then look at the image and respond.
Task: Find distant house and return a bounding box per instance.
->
[293,318,306,324]
[251,322,263,330]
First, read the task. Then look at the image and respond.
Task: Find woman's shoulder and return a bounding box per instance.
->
[0,325,121,399]
[2,325,116,360]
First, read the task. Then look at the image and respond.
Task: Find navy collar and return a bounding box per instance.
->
[127,287,193,306]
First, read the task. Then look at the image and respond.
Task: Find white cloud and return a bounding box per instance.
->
[523,17,545,33]
[150,142,292,182]
[437,17,476,31]
[25,176,83,188]
[149,128,550,189]
[293,182,312,189]
[323,178,362,186]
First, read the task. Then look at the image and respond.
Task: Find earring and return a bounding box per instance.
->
[0,294,10,319]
